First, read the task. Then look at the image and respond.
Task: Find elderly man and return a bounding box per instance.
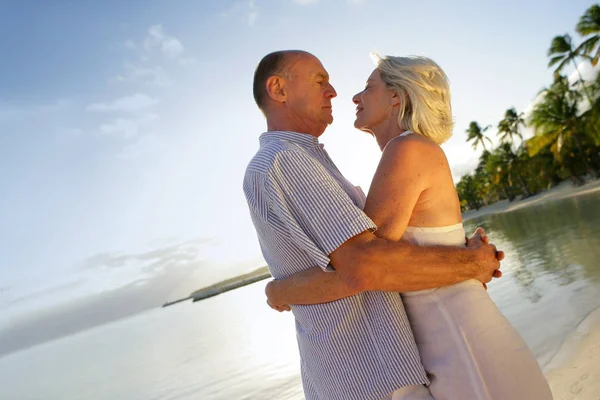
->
[243,50,501,400]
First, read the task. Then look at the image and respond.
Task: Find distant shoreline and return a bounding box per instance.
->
[462,179,600,222]
[165,180,600,307]
[162,266,271,307]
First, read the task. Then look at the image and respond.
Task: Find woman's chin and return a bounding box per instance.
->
[353,120,369,133]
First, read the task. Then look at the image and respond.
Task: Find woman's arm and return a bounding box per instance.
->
[363,135,433,239]
[265,267,360,308]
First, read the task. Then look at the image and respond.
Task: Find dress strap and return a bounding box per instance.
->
[384,130,414,150]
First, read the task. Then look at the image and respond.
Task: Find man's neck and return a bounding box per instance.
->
[266,117,324,138]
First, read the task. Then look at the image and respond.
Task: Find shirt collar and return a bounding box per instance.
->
[259,131,322,150]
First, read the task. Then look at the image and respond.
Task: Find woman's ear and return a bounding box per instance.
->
[390,91,401,106]
[266,76,287,103]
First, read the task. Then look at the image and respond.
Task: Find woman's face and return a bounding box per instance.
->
[352,68,397,133]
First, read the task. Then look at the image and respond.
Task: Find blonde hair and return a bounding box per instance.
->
[374,54,454,144]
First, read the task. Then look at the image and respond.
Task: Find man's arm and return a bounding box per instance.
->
[266,228,501,308]
[262,149,500,304]
[330,229,499,292]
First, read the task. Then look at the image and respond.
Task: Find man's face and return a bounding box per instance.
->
[283,54,337,136]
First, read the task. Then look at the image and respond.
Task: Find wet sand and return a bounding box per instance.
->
[545,306,600,399]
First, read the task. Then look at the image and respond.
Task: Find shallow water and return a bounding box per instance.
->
[1,191,599,399]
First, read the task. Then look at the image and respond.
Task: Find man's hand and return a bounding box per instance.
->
[466,227,503,286]
[265,280,291,312]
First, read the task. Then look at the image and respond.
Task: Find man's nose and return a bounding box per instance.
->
[327,83,337,98]
[352,93,360,105]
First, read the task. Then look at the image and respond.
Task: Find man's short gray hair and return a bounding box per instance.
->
[252,50,306,113]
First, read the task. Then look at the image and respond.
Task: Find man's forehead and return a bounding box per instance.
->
[289,53,328,75]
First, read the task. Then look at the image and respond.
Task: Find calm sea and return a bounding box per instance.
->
[2,191,600,400]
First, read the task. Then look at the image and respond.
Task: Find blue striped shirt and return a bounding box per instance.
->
[243,131,428,400]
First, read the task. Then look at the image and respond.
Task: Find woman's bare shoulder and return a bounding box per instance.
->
[383,133,446,164]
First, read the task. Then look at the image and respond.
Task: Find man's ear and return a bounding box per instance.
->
[266,76,287,103]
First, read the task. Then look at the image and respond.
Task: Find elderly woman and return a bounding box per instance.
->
[266,55,552,399]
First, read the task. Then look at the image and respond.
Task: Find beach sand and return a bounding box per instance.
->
[544,306,600,400]
[462,179,600,222]
[461,178,600,399]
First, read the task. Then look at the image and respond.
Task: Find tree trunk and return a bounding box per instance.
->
[573,133,599,178]
[517,174,531,197]
[572,59,595,105]
[566,165,585,185]
[503,185,516,202]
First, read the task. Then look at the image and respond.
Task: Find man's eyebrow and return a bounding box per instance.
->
[314,73,329,80]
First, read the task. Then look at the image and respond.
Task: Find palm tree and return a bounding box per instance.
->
[499,142,532,197]
[526,147,561,189]
[485,150,514,201]
[497,108,525,143]
[466,121,492,151]
[576,4,600,66]
[456,174,484,210]
[548,34,594,103]
[528,75,598,179]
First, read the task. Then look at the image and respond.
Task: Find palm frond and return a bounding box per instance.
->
[548,55,565,68]
[526,134,558,157]
[548,34,573,56]
[576,4,600,36]
[576,36,600,55]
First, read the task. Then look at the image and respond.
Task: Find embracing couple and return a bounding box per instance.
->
[243,50,552,400]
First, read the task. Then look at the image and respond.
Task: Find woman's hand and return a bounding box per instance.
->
[267,298,291,312]
[265,280,291,312]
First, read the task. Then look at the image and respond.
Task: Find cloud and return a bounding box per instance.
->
[111,63,173,87]
[247,0,259,26]
[80,252,133,270]
[221,1,261,27]
[99,113,159,139]
[123,39,137,51]
[293,0,320,4]
[247,11,259,26]
[567,60,599,83]
[143,25,184,59]
[86,93,159,113]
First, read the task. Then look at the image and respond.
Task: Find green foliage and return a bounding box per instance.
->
[466,121,492,151]
[576,4,600,65]
[457,5,600,210]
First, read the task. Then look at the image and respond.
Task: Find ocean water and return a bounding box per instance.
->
[1,191,600,400]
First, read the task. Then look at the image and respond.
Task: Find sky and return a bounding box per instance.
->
[0,0,597,349]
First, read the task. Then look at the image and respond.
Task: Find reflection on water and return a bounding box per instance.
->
[465,191,600,367]
[1,191,600,399]
[0,282,303,400]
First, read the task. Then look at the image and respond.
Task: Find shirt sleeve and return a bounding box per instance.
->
[265,149,376,271]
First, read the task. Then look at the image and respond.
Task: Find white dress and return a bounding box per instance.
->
[401,223,553,400]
